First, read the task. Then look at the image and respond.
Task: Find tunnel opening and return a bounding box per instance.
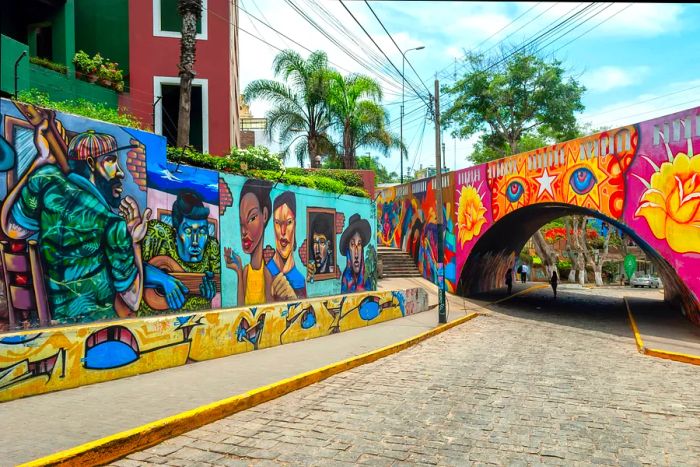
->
[457,202,699,324]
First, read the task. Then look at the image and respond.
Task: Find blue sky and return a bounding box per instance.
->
[238,2,700,175]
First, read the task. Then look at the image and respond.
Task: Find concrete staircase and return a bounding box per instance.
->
[378,246,422,278]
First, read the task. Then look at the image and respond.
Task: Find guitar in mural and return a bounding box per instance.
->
[117,256,221,313]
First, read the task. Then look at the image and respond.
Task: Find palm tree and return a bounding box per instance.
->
[176,0,203,148]
[244,50,335,167]
[327,72,401,169]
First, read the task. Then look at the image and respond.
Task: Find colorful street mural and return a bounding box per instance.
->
[378,106,700,324]
[0,287,428,402]
[0,97,377,332]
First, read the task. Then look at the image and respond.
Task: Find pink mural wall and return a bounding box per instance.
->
[378,105,700,325]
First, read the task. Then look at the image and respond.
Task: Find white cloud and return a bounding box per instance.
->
[579,79,700,130]
[582,66,649,93]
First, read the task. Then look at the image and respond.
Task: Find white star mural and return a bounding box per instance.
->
[536,167,557,198]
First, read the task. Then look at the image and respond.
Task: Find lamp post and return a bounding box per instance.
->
[14,50,27,99]
[400,45,425,184]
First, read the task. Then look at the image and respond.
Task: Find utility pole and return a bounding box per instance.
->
[434,78,446,324]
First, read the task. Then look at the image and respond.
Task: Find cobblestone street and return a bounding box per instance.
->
[117,290,699,466]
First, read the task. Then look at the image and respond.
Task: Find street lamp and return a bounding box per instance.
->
[400,45,425,184]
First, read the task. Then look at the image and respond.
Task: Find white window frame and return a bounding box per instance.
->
[153,0,208,40]
[154,76,209,153]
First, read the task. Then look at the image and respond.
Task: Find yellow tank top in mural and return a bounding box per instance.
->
[244,264,266,305]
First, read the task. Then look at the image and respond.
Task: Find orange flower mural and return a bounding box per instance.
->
[634,141,700,253]
[457,185,487,245]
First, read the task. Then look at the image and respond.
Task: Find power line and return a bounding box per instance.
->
[363,0,431,97]
[281,0,406,95]
[338,0,432,111]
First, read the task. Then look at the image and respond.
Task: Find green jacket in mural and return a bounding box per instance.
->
[138,220,220,315]
[11,165,137,322]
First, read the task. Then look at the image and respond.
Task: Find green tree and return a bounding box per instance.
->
[244,50,335,166]
[327,72,402,169]
[443,49,585,278]
[442,50,585,164]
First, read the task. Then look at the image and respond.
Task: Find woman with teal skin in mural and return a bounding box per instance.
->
[224,179,273,306]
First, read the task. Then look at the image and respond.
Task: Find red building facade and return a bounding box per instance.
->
[121,0,240,155]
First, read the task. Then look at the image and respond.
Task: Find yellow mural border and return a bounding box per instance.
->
[20,312,480,467]
[624,297,700,366]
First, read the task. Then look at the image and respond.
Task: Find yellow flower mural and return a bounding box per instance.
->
[457,185,487,245]
[635,146,700,253]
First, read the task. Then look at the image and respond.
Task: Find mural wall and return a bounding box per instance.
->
[0,98,377,331]
[378,106,700,324]
[0,287,428,402]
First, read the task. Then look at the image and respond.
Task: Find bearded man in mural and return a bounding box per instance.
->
[340,214,372,293]
[0,119,150,323]
[138,190,219,314]
[267,191,307,301]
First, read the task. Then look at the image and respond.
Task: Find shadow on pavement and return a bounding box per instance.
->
[472,283,666,341]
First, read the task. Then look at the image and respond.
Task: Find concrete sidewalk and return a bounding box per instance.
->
[626,296,700,356]
[0,278,483,466]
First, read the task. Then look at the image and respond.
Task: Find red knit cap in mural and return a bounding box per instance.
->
[68,130,137,160]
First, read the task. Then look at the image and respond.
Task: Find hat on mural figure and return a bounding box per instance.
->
[339,214,371,254]
[67,130,136,160]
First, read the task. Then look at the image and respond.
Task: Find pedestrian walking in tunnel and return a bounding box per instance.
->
[550,270,558,299]
[505,268,513,295]
[519,264,528,284]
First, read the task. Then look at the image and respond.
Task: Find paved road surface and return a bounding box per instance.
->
[117,287,700,466]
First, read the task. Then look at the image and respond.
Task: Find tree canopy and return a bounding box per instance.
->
[243,50,335,167]
[441,50,585,164]
[244,49,402,169]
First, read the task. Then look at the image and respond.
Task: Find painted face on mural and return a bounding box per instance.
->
[177,217,209,262]
[240,192,268,254]
[313,233,329,267]
[274,203,296,259]
[349,232,364,275]
[89,154,125,209]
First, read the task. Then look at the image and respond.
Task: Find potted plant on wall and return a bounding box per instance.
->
[72,50,91,80]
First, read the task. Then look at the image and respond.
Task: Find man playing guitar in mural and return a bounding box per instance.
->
[137,190,220,314]
[0,104,150,323]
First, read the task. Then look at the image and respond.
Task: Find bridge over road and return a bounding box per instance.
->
[377,105,700,325]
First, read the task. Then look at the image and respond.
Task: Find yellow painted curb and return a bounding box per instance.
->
[624,297,700,365]
[20,312,479,467]
[624,297,645,353]
[489,284,549,305]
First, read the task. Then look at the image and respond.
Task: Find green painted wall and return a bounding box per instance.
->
[52,0,76,74]
[75,0,130,74]
[0,35,29,96]
[160,0,202,34]
[28,63,118,107]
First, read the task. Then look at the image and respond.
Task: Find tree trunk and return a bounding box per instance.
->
[176,0,202,148]
[342,120,356,169]
[532,229,558,279]
[308,136,318,168]
[563,217,576,282]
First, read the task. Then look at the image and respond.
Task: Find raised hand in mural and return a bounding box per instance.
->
[32,119,57,167]
[224,247,243,274]
[120,196,152,243]
[200,271,216,300]
[306,259,316,283]
[271,273,297,301]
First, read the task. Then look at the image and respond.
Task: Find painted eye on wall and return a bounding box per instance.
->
[570,167,597,195]
[506,180,525,203]
[300,309,316,329]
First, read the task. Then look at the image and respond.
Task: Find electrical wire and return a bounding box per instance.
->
[338,0,432,111]
[363,0,432,98]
